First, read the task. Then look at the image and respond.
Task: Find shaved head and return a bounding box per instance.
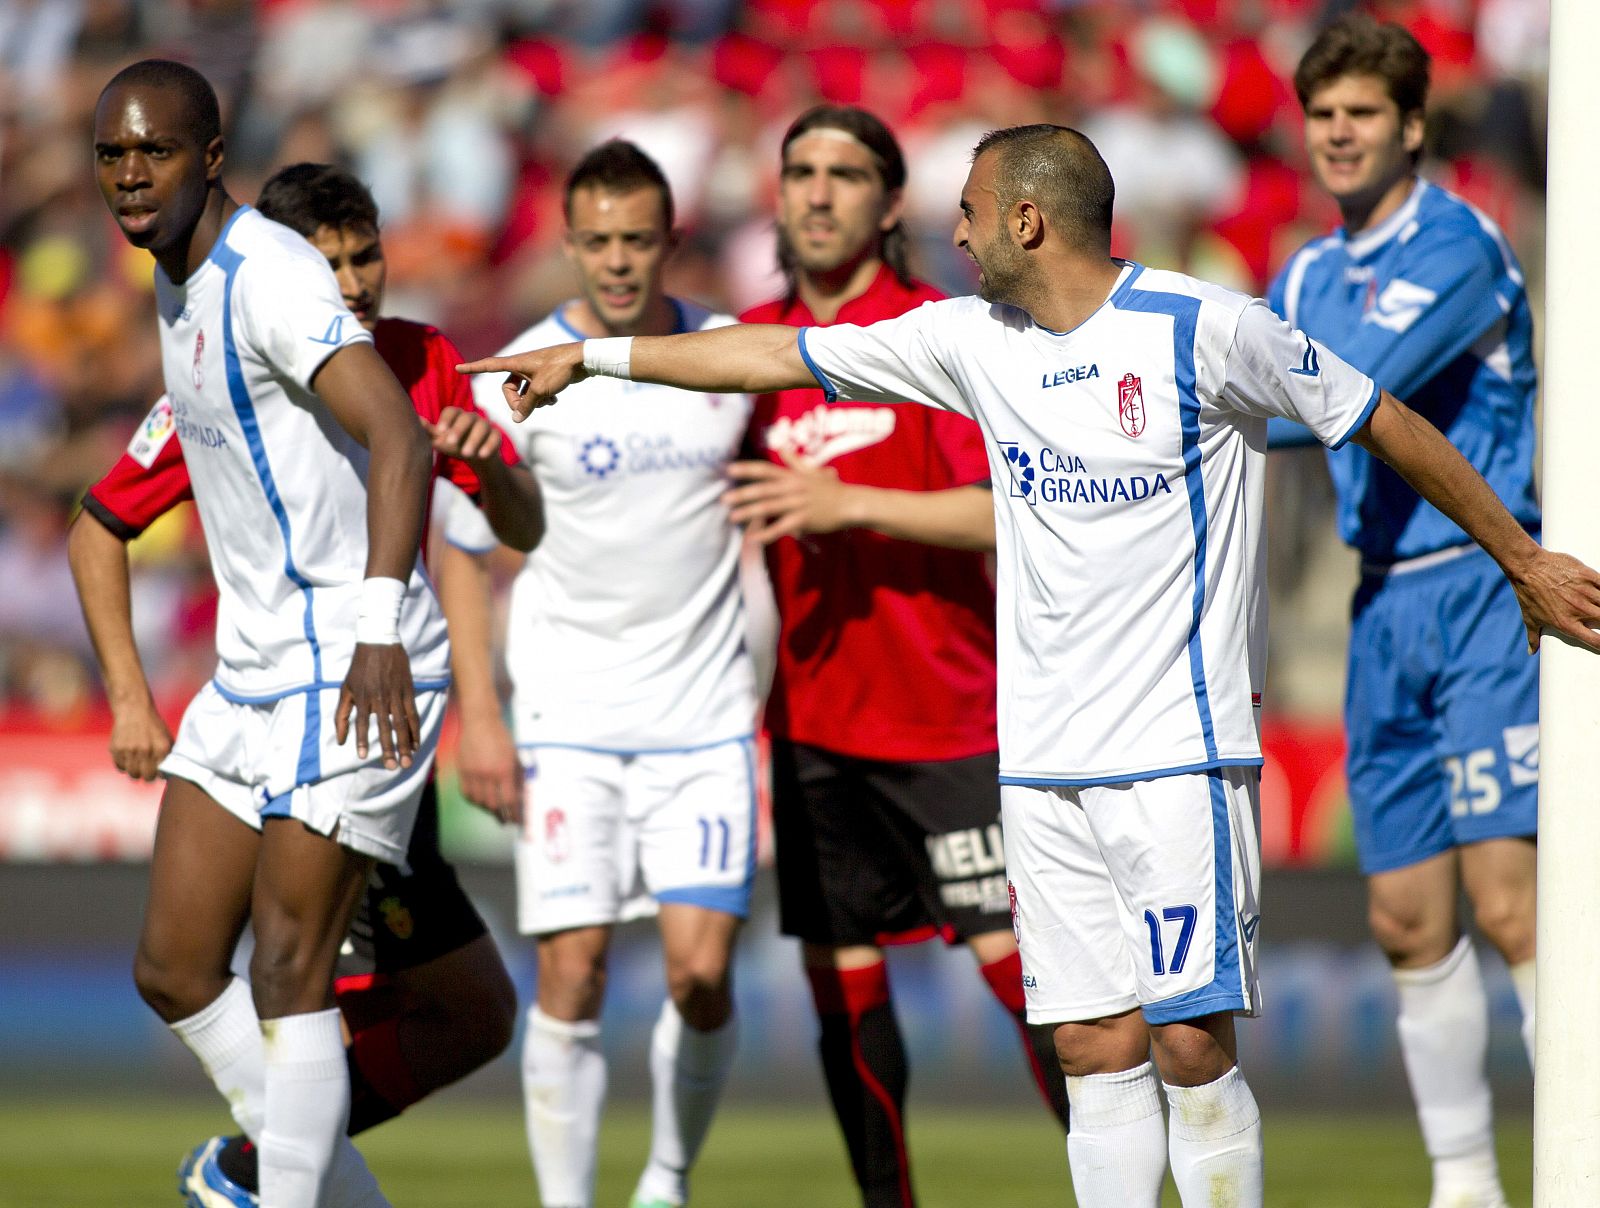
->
[98,59,220,149]
[970,125,1114,255]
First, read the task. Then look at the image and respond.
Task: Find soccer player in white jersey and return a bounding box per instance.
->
[89,60,456,1207]
[462,124,1600,1208]
[450,140,756,1208]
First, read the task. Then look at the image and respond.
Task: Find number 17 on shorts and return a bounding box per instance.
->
[1001,767,1262,1027]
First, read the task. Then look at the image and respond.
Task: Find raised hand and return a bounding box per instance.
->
[456,343,588,421]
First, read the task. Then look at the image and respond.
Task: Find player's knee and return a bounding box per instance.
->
[1470,892,1535,964]
[248,921,332,1016]
[537,945,607,1018]
[1366,898,1453,966]
[1052,1017,1148,1077]
[464,956,519,1064]
[131,947,199,1022]
[1149,1022,1232,1087]
[665,956,733,1030]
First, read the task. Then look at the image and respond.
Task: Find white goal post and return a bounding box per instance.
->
[1536,0,1600,1202]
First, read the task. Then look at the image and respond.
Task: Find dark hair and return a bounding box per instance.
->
[970,124,1114,255]
[778,105,912,289]
[1294,14,1430,118]
[255,163,379,236]
[564,140,674,229]
[99,59,221,148]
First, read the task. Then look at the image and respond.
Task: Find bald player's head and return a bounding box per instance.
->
[970,125,1114,257]
[98,59,221,148]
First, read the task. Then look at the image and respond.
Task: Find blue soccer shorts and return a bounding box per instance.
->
[1345,546,1539,875]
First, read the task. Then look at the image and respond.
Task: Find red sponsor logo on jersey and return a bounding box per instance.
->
[544,807,570,864]
[1117,372,1145,438]
[193,330,205,390]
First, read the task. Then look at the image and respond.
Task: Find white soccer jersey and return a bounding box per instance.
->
[464,299,756,751]
[151,206,450,701]
[800,263,1379,784]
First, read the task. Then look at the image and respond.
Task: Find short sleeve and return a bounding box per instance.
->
[797,302,972,418]
[239,255,372,392]
[82,396,194,539]
[435,478,497,554]
[1221,301,1380,450]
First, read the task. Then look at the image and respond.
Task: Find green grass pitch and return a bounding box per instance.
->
[0,1096,1531,1207]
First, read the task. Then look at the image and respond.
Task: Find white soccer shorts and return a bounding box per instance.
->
[1002,766,1262,1026]
[161,680,446,863]
[514,738,759,936]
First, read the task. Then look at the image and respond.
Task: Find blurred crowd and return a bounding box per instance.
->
[0,0,1552,724]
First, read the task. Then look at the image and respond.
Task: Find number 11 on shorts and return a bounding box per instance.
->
[1143,904,1198,976]
[698,816,731,870]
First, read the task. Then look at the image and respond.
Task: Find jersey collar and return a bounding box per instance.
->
[1342,179,1427,261]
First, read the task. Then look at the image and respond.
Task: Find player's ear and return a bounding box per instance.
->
[878,186,906,234]
[204,134,225,183]
[1014,199,1043,249]
[1401,108,1425,157]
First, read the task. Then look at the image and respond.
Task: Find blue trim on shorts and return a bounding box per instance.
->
[999,756,1262,788]
[796,329,838,403]
[1108,265,1218,760]
[1141,771,1246,1025]
[516,733,756,757]
[212,676,451,705]
[261,791,294,818]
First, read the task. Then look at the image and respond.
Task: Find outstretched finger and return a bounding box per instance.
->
[456,355,528,377]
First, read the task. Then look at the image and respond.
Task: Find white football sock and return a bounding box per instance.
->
[1393,937,1506,1205]
[1508,958,1535,1069]
[1164,1066,1263,1208]
[169,977,266,1140]
[1064,1060,1167,1208]
[634,1000,739,1206]
[259,1008,352,1208]
[523,1006,607,1208]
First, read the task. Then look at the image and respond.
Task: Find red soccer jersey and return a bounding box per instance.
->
[84,317,518,550]
[742,266,998,762]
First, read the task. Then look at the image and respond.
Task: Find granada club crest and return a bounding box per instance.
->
[1117,372,1145,438]
[192,329,205,390]
[1008,879,1021,942]
[545,807,570,864]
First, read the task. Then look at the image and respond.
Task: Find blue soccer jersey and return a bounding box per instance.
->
[1268,180,1539,564]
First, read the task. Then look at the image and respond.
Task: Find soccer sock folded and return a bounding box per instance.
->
[522,1005,607,1208]
[807,962,915,1208]
[1063,1060,1167,1208]
[978,950,1070,1130]
[169,977,267,1141]
[1393,936,1505,1200]
[635,998,740,1206]
[259,1007,355,1208]
[1163,1065,1263,1208]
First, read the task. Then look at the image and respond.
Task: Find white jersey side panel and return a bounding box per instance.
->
[470,300,756,750]
[801,267,1378,784]
[154,207,450,700]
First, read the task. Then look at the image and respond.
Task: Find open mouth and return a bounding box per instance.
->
[598,286,638,308]
[118,204,158,234]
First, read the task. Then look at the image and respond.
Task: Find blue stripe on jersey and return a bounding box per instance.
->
[998,754,1263,788]
[1141,770,1246,1025]
[552,297,694,342]
[653,737,759,919]
[210,227,324,785]
[1108,266,1218,763]
[796,328,838,403]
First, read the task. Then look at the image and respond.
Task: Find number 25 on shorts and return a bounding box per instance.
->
[1144,904,1199,976]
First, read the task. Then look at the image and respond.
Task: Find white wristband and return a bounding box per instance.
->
[355,576,406,645]
[582,337,633,378]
